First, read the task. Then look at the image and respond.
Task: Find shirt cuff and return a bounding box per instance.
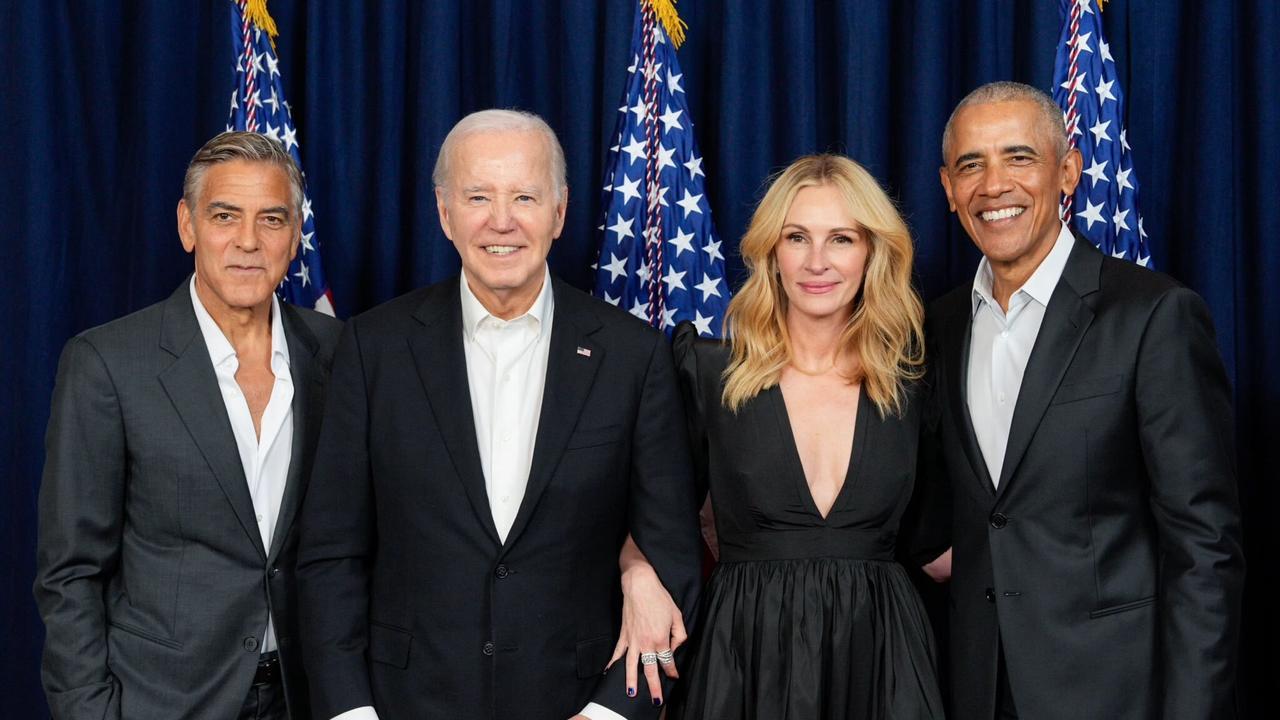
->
[580,701,629,720]
[330,707,379,720]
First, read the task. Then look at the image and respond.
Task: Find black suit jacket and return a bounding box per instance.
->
[296,276,703,720]
[919,237,1245,719]
[35,281,342,719]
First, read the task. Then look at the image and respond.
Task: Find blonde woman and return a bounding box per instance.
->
[668,155,943,718]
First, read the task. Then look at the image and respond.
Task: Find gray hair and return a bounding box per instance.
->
[183,131,305,217]
[433,109,567,200]
[941,81,1069,163]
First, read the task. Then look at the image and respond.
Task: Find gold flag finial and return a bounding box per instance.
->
[646,0,688,49]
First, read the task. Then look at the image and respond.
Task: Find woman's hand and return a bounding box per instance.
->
[609,534,687,707]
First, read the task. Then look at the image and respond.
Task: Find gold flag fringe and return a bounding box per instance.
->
[244,0,280,49]
[646,0,688,49]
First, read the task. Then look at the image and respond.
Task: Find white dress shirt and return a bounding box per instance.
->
[190,277,292,654]
[967,222,1074,487]
[461,267,554,543]
[332,269,623,720]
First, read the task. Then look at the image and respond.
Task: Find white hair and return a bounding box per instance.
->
[432,109,567,200]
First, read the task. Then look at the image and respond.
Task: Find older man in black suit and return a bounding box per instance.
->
[36,132,342,719]
[296,109,702,720]
[917,81,1245,719]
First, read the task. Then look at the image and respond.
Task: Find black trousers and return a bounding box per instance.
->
[238,654,288,720]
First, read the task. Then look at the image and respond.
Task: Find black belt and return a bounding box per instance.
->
[254,651,281,686]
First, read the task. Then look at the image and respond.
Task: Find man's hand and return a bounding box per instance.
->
[611,536,686,706]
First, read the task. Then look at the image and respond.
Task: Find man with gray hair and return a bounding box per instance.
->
[917,81,1244,718]
[296,109,702,720]
[35,130,342,719]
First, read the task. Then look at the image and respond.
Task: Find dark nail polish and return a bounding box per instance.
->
[627,687,636,698]
[653,697,663,707]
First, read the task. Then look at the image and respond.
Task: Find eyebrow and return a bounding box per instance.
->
[205,201,290,219]
[781,223,860,234]
[952,144,1043,168]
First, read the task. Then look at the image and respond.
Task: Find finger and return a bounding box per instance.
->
[607,635,627,670]
[660,648,679,680]
[671,613,688,651]
[625,645,639,698]
[644,653,663,706]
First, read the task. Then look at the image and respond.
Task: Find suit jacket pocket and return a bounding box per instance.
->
[369,622,412,668]
[108,620,183,650]
[1089,595,1156,619]
[1051,374,1122,406]
[566,424,623,450]
[575,635,614,679]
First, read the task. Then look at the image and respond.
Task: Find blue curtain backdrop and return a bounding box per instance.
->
[2,1,1275,716]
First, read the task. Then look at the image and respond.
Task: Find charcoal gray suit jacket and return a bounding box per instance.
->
[35,280,341,719]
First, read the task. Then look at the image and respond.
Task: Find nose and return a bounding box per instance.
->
[979,162,1014,197]
[802,240,830,273]
[235,219,261,251]
[488,198,515,232]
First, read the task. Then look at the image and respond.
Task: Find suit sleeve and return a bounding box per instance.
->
[590,329,703,717]
[1135,287,1244,719]
[297,320,379,719]
[34,336,125,720]
[903,348,954,568]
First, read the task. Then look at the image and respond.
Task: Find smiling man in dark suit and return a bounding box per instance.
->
[35,132,342,719]
[296,109,702,720]
[920,82,1245,719]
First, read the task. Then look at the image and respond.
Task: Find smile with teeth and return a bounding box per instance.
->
[980,207,1025,222]
[484,245,520,255]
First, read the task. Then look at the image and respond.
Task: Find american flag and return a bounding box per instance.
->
[593,0,729,337]
[225,0,335,315]
[1052,0,1151,266]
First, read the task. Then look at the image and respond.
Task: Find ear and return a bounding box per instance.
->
[938,166,957,212]
[435,186,454,241]
[551,186,569,240]
[177,199,197,254]
[1059,147,1083,197]
[289,222,301,262]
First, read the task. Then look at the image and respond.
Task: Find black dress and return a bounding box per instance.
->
[669,323,944,720]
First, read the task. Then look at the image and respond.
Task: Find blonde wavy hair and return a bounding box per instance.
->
[722,154,925,417]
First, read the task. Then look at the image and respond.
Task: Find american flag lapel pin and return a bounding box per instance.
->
[576,346,592,358]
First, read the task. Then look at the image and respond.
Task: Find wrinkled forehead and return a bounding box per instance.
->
[449,130,555,189]
[947,101,1060,161]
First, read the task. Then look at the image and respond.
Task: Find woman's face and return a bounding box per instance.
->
[774,183,870,324]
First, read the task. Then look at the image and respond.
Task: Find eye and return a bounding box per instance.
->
[832,234,856,245]
[213,212,234,222]
[785,232,807,244]
[515,194,535,203]
[1008,155,1034,165]
[261,215,286,227]
[468,195,489,203]
[959,161,981,173]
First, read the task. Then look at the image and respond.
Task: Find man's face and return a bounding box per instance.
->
[435,130,567,317]
[940,100,1081,273]
[177,160,299,315]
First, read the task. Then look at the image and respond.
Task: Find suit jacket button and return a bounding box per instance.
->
[482,641,495,656]
[990,512,1008,529]
[269,567,280,578]
[985,588,996,603]
[495,564,509,579]
[244,636,259,652]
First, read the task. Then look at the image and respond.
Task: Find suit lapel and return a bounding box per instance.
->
[156,282,267,560]
[268,305,324,562]
[995,238,1101,496]
[942,291,997,498]
[407,279,502,547]
[502,280,603,552]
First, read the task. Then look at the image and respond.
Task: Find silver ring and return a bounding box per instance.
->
[657,649,675,665]
[640,652,659,666]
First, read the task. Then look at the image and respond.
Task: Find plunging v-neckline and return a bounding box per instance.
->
[772,383,869,521]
